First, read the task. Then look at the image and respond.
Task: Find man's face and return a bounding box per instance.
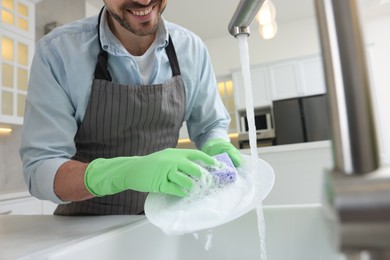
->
[103,0,167,37]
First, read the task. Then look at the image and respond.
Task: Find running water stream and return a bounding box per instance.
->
[236,34,267,259]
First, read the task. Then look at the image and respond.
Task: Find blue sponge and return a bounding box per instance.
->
[210,153,238,184]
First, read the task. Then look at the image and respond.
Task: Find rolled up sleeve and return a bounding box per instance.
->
[20,39,78,204]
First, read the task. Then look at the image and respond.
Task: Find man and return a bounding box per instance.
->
[20,0,241,215]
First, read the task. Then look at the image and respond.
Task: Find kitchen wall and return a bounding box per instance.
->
[362,14,390,165]
[35,0,85,40]
[205,16,321,76]
[0,126,26,193]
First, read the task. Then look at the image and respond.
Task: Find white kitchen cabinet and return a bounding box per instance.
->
[0,0,36,39]
[268,61,301,101]
[0,30,34,124]
[0,196,42,215]
[232,66,271,111]
[0,195,58,215]
[233,55,326,111]
[298,56,326,96]
[0,0,38,124]
[269,55,326,101]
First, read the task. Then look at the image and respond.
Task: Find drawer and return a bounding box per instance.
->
[0,197,42,215]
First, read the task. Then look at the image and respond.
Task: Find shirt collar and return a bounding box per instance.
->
[99,7,169,56]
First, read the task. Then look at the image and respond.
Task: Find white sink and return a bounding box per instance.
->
[31,204,342,260]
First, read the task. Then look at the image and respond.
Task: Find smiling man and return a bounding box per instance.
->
[20,0,242,215]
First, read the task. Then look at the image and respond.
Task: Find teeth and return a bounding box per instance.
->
[131,7,153,16]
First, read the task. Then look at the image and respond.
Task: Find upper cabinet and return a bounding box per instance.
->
[0,0,37,124]
[0,0,36,39]
[297,56,326,97]
[232,66,272,111]
[269,55,326,101]
[233,55,326,112]
[268,61,301,101]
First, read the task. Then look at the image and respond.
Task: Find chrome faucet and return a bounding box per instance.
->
[229,0,390,258]
[228,0,265,37]
[315,0,390,258]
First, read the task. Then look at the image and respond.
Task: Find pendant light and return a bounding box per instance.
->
[256,0,278,40]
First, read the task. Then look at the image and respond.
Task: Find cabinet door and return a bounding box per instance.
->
[298,57,326,96]
[232,67,271,111]
[0,30,33,124]
[269,61,301,101]
[0,0,35,39]
[251,67,271,108]
[0,197,42,215]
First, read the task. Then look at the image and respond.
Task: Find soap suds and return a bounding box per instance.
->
[144,154,274,237]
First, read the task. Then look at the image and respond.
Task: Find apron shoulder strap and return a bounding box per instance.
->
[94,50,113,81]
[94,7,113,81]
[165,35,181,77]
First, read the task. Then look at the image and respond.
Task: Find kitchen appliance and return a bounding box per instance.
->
[242,112,272,132]
[238,108,275,148]
[272,94,330,145]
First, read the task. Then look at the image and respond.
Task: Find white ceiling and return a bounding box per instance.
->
[87,0,390,40]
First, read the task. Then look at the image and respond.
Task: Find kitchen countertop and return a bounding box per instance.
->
[0,190,30,201]
[0,207,341,260]
[0,215,144,259]
[241,140,331,155]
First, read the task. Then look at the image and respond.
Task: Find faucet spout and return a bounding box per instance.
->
[228,0,265,37]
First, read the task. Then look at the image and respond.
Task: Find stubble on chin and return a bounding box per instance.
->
[107,6,161,37]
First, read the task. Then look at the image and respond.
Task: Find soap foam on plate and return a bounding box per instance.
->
[209,153,238,184]
[190,152,238,196]
[144,154,275,236]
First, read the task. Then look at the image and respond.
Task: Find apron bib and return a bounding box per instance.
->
[54,11,185,215]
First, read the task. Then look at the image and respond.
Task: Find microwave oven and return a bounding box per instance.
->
[238,111,275,148]
[241,112,273,132]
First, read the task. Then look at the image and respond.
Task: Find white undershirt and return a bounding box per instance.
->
[130,39,157,85]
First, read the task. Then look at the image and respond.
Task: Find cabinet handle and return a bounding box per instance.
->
[0,210,12,215]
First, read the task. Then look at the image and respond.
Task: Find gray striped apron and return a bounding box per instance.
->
[54,12,185,215]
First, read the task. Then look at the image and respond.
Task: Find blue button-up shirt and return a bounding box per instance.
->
[20,10,230,204]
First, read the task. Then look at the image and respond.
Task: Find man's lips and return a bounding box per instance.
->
[129,6,153,17]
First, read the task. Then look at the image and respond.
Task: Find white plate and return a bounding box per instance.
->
[144,154,275,236]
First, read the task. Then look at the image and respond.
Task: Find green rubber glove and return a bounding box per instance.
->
[84,148,216,197]
[201,138,242,167]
